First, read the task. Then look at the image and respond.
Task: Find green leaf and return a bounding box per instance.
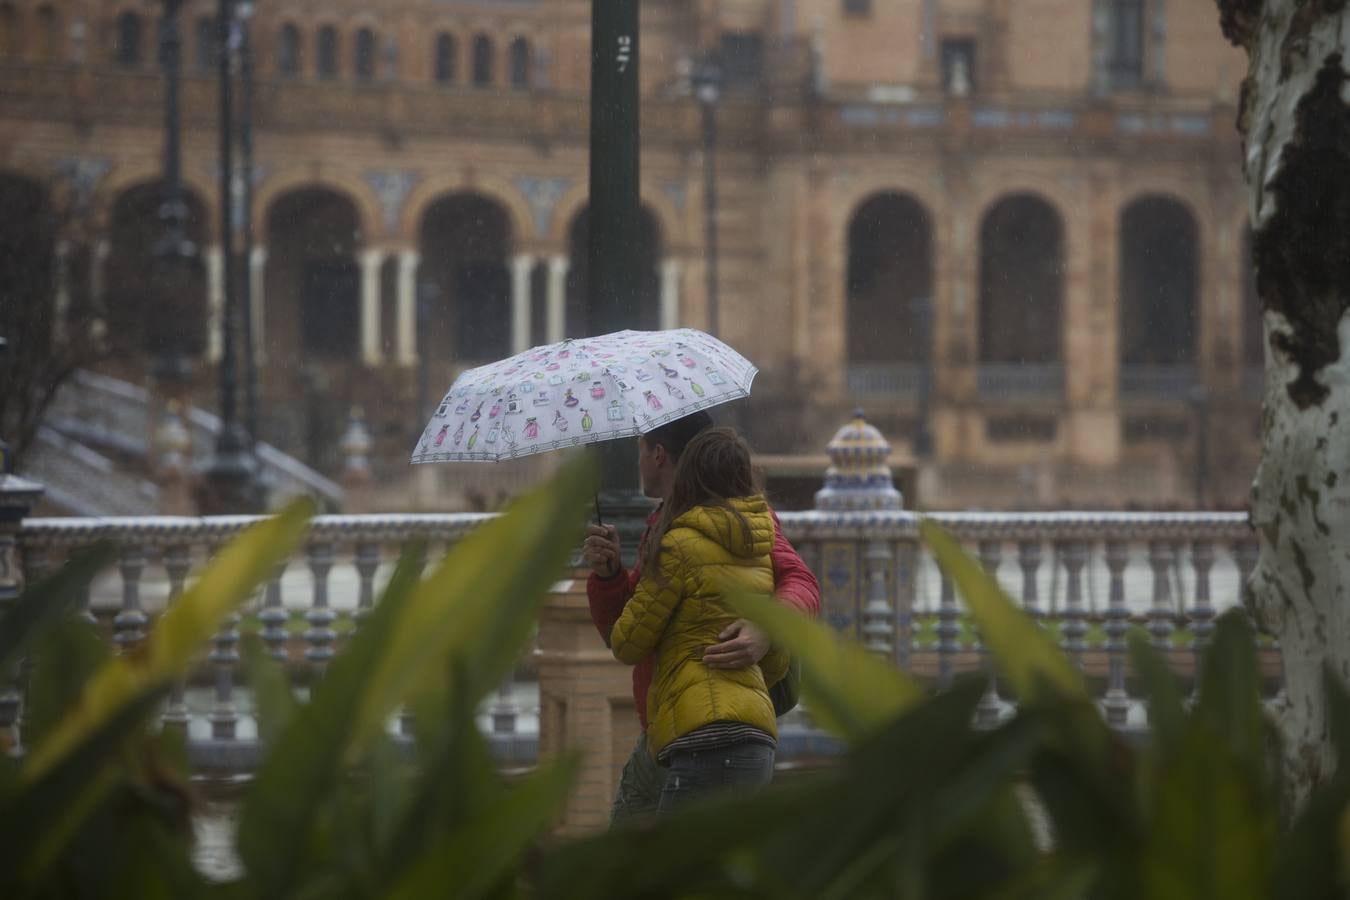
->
[1139,727,1275,900]
[1194,611,1266,786]
[24,499,313,782]
[21,617,109,751]
[732,592,925,742]
[237,457,593,899]
[0,686,169,890]
[349,453,595,759]
[242,636,297,747]
[383,755,580,900]
[0,543,115,673]
[920,519,1087,703]
[1129,632,1186,755]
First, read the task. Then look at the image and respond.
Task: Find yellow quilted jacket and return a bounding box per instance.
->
[610,495,789,757]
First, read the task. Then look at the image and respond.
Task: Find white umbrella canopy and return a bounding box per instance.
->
[410,328,757,463]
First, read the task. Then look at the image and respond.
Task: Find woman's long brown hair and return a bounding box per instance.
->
[648,427,758,583]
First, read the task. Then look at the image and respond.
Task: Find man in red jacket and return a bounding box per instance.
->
[582,411,821,824]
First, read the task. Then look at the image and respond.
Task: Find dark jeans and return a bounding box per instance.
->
[611,733,666,826]
[657,741,775,815]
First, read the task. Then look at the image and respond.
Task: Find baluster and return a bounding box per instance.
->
[160,544,193,732]
[1060,540,1089,669]
[936,564,959,690]
[1189,540,1216,688]
[304,542,337,678]
[1147,540,1175,651]
[893,540,917,671]
[975,540,1003,728]
[862,540,895,659]
[353,542,380,630]
[208,542,241,741]
[259,562,289,662]
[490,669,519,735]
[114,542,148,651]
[1018,540,1042,623]
[1102,540,1131,728]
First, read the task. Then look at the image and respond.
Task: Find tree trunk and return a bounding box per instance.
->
[1216,0,1350,815]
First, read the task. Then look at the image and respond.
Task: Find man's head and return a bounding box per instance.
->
[636,410,713,500]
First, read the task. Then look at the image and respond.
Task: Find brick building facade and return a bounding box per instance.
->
[0,0,1259,509]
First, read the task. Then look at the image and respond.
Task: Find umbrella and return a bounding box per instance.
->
[410,328,757,466]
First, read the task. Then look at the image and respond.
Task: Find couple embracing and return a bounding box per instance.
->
[582,411,821,821]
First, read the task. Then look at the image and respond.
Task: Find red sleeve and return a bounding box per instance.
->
[586,566,641,647]
[769,511,821,618]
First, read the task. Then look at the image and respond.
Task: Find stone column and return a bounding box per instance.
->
[249,247,267,363]
[0,472,45,756]
[660,258,682,331]
[205,245,224,363]
[546,255,569,343]
[359,248,386,367]
[52,239,71,344]
[396,249,420,366]
[511,253,535,354]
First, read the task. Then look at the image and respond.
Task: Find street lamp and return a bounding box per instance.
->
[200,0,262,513]
[691,55,723,338]
[147,0,203,385]
[233,0,261,457]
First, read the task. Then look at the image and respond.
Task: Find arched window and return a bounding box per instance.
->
[35,5,59,60]
[434,32,456,83]
[115,11,143,66]
[278,23,300,76]
[317,25,338,78]
[0,4,19,57]
[354,27,375,80]
[471,33,492,86]
[508,37,529,88]
[1106,0,1145,88]
[195,16,215,72]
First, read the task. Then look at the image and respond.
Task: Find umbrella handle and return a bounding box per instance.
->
[594,494,604,527]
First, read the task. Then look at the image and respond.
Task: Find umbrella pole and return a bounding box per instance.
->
[594,494,603,526]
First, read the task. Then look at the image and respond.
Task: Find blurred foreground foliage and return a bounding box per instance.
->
[2,463,1349,899]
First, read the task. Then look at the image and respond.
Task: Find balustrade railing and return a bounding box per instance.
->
[13,508,1266,773]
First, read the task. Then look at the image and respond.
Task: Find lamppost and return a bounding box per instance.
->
[234,0,261,456]
[912,295,935,459]
[201,0,262,513]
[587,0,649,555]
[691,55,723,338]
[147,0,202,385]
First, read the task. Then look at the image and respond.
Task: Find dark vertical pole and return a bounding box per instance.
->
[238,1,260,451]
[589,0,644,506]
[700,94,719,337]
[160,0,188,254]
[202,0,259,512]
[217,0,237,434]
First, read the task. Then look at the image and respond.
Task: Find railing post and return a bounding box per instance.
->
[114,542,149,651]
[161,543,193,732]
[1189,539,1215,686]
[1060,540,1089,669]
[0,473,44,757]
[893,539,917,671]
[209,541,242,742]
[1018,540,1042,623]
[975,540,1003,727]
[937,566,958,690]
[353,541,379,629]
[1102,540,1131,728]
[259,562,289,661]
[1147,540,1175,651]
[862,539,895,658]
[304,541,337,678]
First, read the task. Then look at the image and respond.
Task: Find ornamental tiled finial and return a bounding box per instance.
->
[814,409,903,511]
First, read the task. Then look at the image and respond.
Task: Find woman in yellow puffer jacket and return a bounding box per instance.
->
[611,426,788,814]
